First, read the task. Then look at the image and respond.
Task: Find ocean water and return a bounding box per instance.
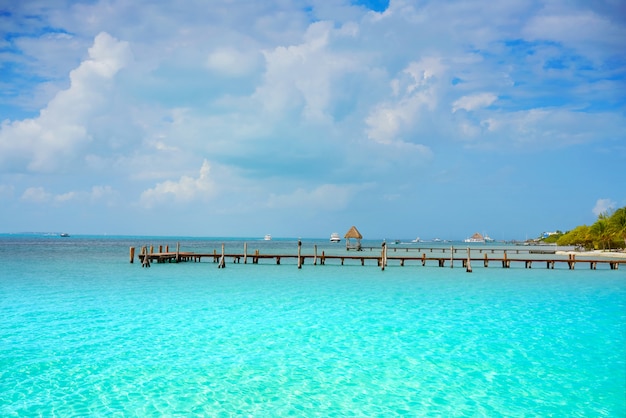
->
[1,235,624,416]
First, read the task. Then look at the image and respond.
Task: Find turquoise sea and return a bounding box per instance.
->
[1,235,625,416]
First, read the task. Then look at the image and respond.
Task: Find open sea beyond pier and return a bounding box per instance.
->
[1,235,625,416]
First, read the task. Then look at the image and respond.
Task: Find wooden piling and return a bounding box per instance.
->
[314,245,318,265]
[466,247,472,273]
[484,253,488,267]
[381,242,386,271]
[218,243,226,268]
[568,253,575,270]
[141,246,150,268]
[129,247,135,263]
[244,242,248,264]
[450,246,454,268]
[297,240,302,269]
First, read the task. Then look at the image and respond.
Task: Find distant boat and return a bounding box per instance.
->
[330,232,341,242]
[433,238,442,242]
[60,233,70,237]
[484,234,494,242]
[264,234,272,241]
[412,237,421,243]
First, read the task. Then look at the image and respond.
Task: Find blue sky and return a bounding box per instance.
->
[0,0,624,240]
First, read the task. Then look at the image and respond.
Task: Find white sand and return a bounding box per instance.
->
[556,250,626,259]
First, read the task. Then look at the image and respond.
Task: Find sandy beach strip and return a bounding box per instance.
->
[556,250,626,259]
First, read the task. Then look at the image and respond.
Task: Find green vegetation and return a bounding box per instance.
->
[547,207,626,250]
[540,231,563,244]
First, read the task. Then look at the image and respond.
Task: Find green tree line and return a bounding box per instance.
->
[544,207,626,250]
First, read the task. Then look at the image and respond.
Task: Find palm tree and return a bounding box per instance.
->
[590,214,611,250]
[609,207,626,248]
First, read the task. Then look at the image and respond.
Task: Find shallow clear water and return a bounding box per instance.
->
[1,235,624,416]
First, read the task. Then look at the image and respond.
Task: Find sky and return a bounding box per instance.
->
[0,0,625,241]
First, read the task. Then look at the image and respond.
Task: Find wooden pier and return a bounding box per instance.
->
[132,242,624,271]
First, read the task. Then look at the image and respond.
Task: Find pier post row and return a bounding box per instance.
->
[134,242,624,272]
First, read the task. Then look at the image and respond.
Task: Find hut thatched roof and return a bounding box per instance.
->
[470,232,483,240]
[344,226,363,239]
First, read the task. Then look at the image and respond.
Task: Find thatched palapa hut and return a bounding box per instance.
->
[465,232,485,243]
[344,226,363,251]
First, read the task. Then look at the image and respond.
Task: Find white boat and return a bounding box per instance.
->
[330,232,341,242]
[264,234,272,241]
[59,233,70,237]
[411,237,421,243]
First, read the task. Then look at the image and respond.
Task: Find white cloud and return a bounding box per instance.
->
[456,108,626,148]
[592,198,615,217]
[0,32,132,172]
[452,93,497,113]
[55,191,77,202]
[523,10,626,60]
[206,47,259,76]
[403,57,446,95]
[365,104,402,144]
[254,20,360,123]
[21,187,51,203]
[366,57,444,144]
[19,184,117,205]
[140,160,216,208]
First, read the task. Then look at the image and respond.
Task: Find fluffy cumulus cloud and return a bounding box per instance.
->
[140,160,216,208]
[0,32,132,172]
[593,198,616,217]
[366,57,444,145]
[253,20,362,124]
